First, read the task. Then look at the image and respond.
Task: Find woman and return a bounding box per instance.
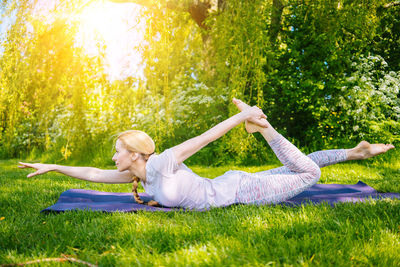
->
[19,98,395,209]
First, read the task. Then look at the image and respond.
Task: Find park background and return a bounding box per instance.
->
[1,0,399,166]
[1,0,400,266]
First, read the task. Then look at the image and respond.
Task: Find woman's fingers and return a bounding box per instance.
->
[251,117,268,128]
[244,106,269,128]
[28,171,44,178]
[245,106,263,118]
[18,162,44,178]
[18,162,34,169]
[257,118,269,127]
[253,106,267,118]
[27,171,39,178]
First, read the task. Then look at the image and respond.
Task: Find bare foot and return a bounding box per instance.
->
[347,141,395,160]
[232,98,268,133]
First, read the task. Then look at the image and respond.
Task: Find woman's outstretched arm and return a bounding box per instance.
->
[172,106,268,164]
[18,162,133,183]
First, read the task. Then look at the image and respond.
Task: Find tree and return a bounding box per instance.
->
[110,0,220,29]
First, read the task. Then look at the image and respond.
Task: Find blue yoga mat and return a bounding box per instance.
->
[41,181,400,213]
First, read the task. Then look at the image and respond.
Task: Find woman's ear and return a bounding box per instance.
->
[131,152,140,162]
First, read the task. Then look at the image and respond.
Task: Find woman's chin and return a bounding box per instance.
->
[116,165,127,172]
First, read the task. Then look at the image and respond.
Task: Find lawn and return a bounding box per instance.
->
[1,153,400,266]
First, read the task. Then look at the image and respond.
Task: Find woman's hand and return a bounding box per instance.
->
[240,106,269,128]
[18,162,54,178]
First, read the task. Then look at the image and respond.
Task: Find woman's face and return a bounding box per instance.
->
[112,139,133,172]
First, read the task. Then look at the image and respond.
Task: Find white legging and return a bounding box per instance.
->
[235,134,347,204]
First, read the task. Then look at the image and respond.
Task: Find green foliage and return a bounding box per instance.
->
[0,1,88,158]
[1,0,399,165]
[321,55,400,146]
[207,0,399,151]
[262,0,396,147]
[203,0,271,164]
[0,1,144,164]
[375,3,400,71]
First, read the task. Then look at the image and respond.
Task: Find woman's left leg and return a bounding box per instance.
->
[235,132,322,205]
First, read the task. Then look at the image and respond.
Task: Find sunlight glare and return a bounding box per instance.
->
[75,1,146,81]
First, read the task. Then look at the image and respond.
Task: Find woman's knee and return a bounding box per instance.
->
[306,161,321,184]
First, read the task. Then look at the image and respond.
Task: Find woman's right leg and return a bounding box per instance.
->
[303,140,394,168]
[257,149,348,176]
[257,141,395,176]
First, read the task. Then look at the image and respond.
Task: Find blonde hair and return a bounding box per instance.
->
[117,130,159,207]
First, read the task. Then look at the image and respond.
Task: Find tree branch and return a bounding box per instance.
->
[110,0,191,11]
[109,0,219,29]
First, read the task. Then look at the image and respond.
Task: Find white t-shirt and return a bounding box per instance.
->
[142,148,241,209]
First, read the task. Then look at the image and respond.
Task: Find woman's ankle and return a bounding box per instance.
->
[345,148,357,160]
[259,126,280,142]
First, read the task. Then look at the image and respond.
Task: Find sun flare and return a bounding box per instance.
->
[75,1,146,81]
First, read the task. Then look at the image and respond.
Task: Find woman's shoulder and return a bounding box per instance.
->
[146,148,178,174]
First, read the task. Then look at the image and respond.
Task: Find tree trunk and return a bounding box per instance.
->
[269,0,285,46]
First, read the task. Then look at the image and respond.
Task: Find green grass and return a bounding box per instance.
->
[1,153,400,266]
